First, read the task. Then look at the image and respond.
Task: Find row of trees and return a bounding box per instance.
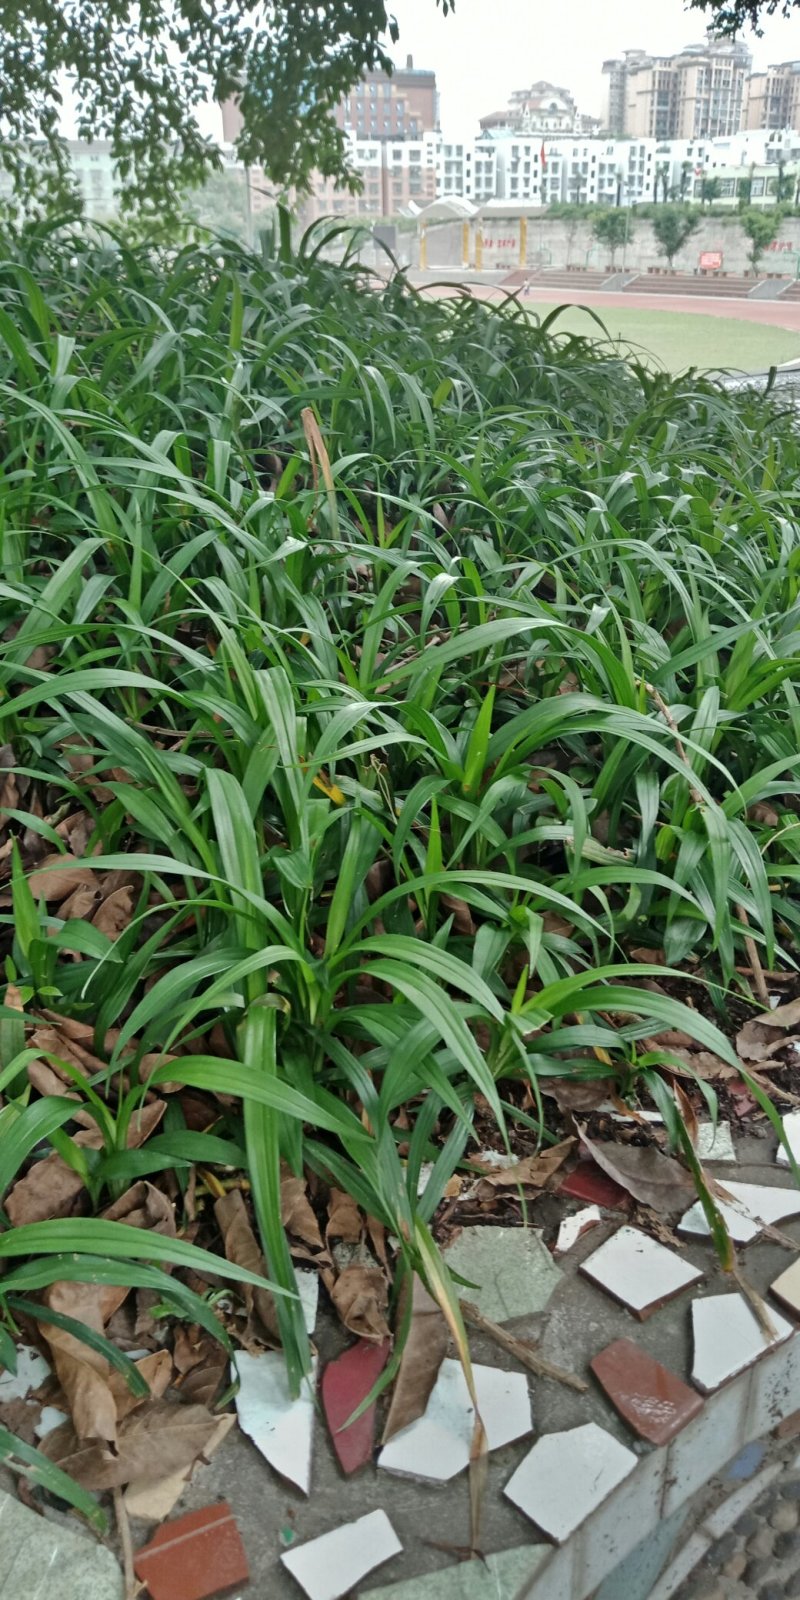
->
[588,205,785,275]
[652,162,800,210]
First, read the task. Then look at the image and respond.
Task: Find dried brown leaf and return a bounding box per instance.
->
[0,1397,41,1446]
[92,885,134,939]
[108,1351,173,1423]
[41,1401,221,1490]
[330,1265,390,1342]
[736,1016,795,1061]
[40,1280,131,1444]
[102,1179,174,1235]
[281,1167,327,1257]
[659,1046,741,1082]
[214,1189,279,1345]
[542,1078,616,1113]
[26,855,98,902]
[173,1328,227,1408]
[6,1129,102,1224]
[578,1124,695,1214]
[439,894,476,937]
[57,884,102,923]
[477,1137,575,1195]
[122,1414,234,1522]
[752,995,800,1030]
[383,1277,448,1443]
[326,1188,363,1246]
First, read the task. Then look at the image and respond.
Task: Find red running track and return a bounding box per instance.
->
[421,280,800,331]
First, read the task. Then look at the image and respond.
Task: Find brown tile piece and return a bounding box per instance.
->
[133,1500,248,1600]
[590,1337,703,1446]
[559,1161,631,1210]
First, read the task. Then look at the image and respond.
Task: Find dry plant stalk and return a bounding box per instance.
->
[460,1299,588,1393]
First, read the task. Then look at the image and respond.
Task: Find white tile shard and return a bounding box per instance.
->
[776,1109,800,1169]
[504,1422,637,1543]
[691,1292,794,1393]
[679,1179,800,1244]
[580,1225,702,1317]
[281,1510,402,1600]
[695,1122,735,1163]
[298,1269,319,1334]
[0,1344,50,1402]
[554,1206,602,1256]
[233,1350,317,1493]
[378,1358,532,1482]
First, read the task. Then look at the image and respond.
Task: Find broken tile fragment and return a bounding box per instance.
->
[679,1180,800,1245]
[695,1122,735,1163]
[558,1161,630,1209]
[378,1358,532,1482]
[320,1339,389,1475]
[133,1502,248,1600]
[34,1405,68,1439]
[0,1344,50,1401]
[591,1338,703,1445]
[0,1488,122,1600]
[580,1225,702,1319]
[770,1258,800,1321]
[361,1544,550,1600]
[776,1110,800,1169]
[691,1293,794,1393]
[554,1205,602,1255]
[233,1350,316,1492]
[298,1269,319,1335]
[504,1421,637,1542]
[281,1510,401,1600]
[443,1226,561,1322]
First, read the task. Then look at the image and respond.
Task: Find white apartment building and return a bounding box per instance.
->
[491,135,655,207]
[656,127,800,201]
[436,137,497,201]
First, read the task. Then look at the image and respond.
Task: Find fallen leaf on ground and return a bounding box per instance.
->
[41,1400,221,1489]
[382,1276,448,1443]
[172,1322,227,1405]
[326,1188,363,1246]
[542,1079,616,1113]
[40,1281,131,1444]
[102,1179,174,1235]
[330,1265,390,1342]
[108,1351,173,1423]
[477,1137,575,1195]
[123,1413,234,1522]
[737,1006,800,1060]
[0,1397,42,1446]
[92,885,134,939]
[26,855,98,902]
[215,1188,279,1345]
[6,1130,102,1225]
[439,893,475,936]
[281,1167,328,1260]
[657,1046,740,1082]
[577,1124,695,1214]
[58,883,102,923]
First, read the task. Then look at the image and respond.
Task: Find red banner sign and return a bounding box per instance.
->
[699,251,723,270]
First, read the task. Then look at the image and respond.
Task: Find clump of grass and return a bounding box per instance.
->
[0,220,798,1510]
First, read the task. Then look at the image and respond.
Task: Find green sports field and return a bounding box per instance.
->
[529,303,800,374]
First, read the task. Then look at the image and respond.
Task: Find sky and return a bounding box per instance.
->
[388,0,800,134]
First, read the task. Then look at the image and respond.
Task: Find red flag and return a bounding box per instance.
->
[540,141,547,171]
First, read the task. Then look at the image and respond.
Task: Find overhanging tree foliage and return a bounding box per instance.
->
[692,0,796,35]
[0,0,449,218]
